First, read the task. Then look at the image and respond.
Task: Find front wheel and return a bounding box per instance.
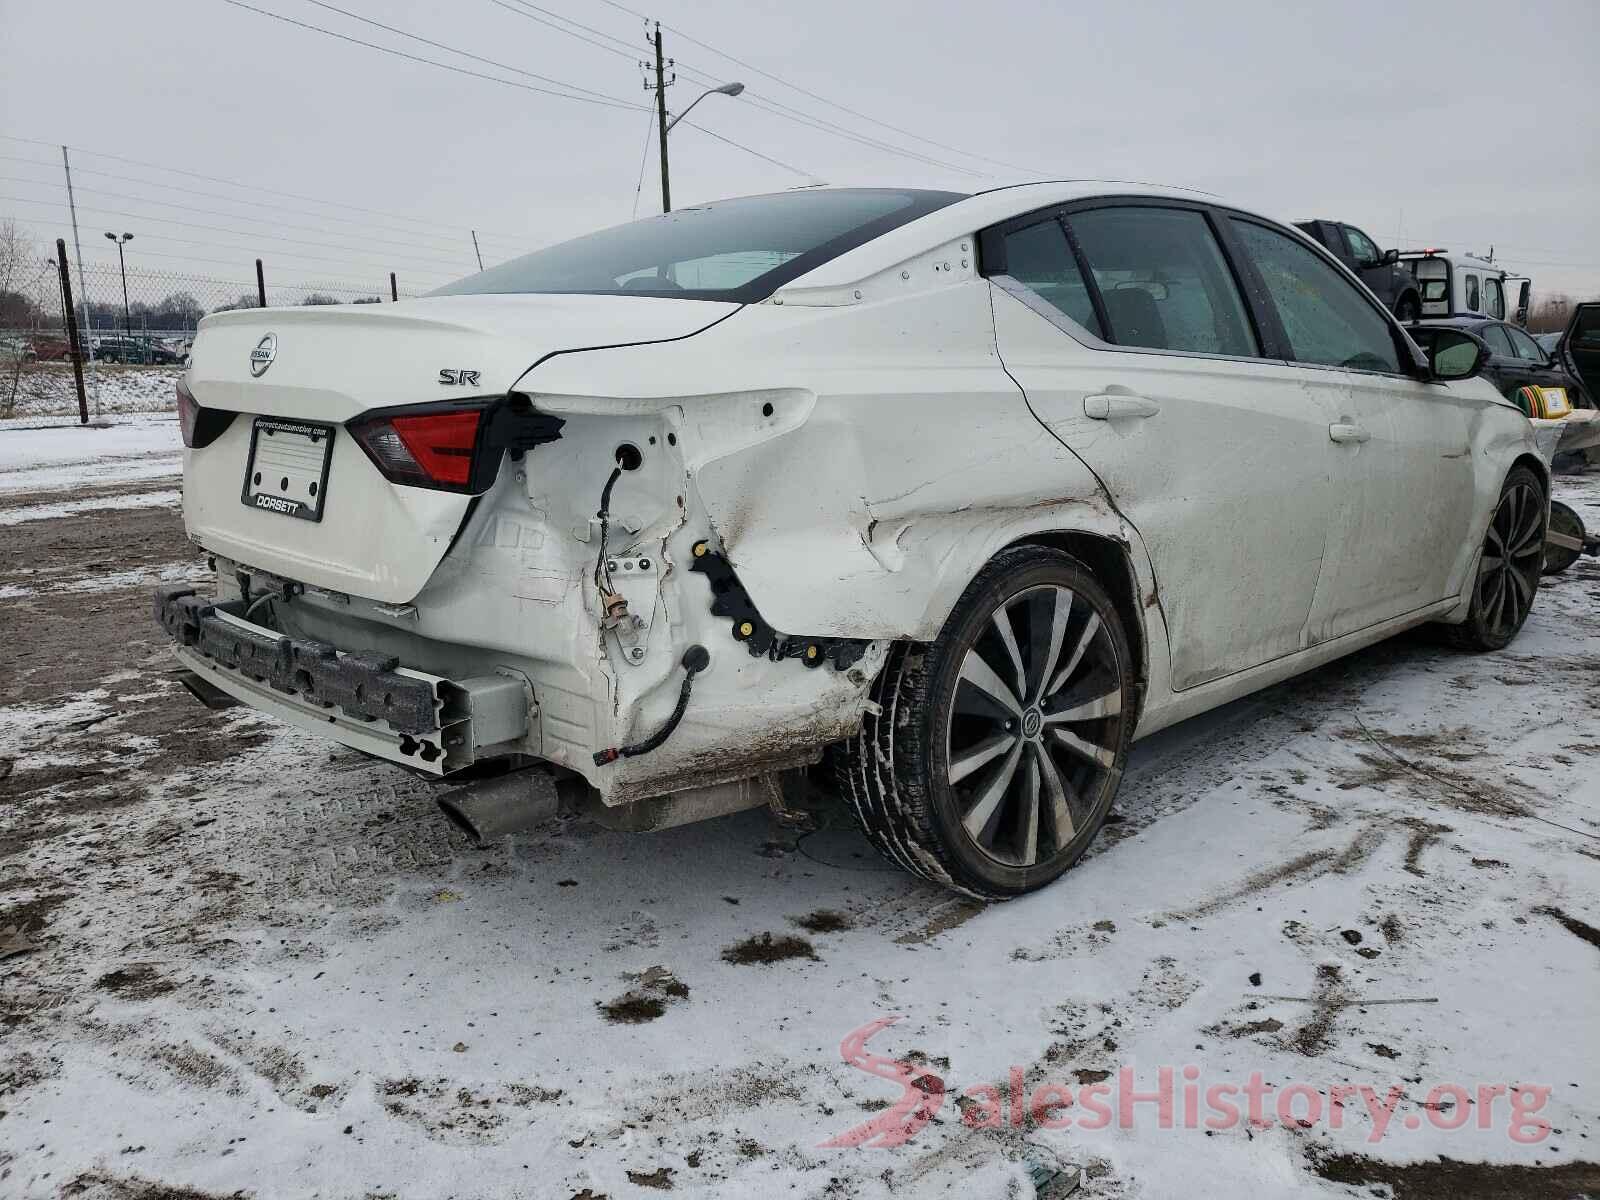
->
[836,548,1136,898]
[1445,465,1546,651]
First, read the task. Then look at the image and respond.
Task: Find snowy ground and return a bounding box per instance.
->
[2,422,1598,1200]
[3,364,182,420]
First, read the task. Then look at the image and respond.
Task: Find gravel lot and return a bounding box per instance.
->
[2,418,1598,1199]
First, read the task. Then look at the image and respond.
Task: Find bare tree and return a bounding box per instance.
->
[1527,293,1574,335]
[0,218,32,297]
[1,218,41,416]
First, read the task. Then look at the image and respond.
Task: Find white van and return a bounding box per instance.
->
[1400,249,1530,323]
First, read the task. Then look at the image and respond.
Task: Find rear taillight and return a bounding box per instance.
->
[177,376,198,446]
[175,376,235,448]
[347,397,565,494]
[349,404,485,492]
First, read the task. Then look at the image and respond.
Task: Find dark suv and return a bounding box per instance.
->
[1295,220,1421,321]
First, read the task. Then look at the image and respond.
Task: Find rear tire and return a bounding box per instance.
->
[1444,465,1546,651]
[1394,294,1419,323]
[834,547,1135,898]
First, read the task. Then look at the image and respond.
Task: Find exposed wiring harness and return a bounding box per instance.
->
[592,645,710,766]
[239,570,295,624]
[593,463,623,594]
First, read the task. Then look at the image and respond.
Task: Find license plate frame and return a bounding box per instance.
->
[240,417,335,523]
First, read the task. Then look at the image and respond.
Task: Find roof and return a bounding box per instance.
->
[778,180,1260,295]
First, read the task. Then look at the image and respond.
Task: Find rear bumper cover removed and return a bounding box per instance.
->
[153,584,533,774]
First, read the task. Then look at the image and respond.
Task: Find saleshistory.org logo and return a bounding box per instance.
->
[249,332,277,377]
[819,1018,1554,1148]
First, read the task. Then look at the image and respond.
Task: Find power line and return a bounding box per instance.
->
[631,107,655,218]
[0,154,492,256]
[590,0,1041,175]
[485,0,642,63]
[8,217,411,286]
[485,0,986,177]
[1,197,460,278]
[293,0,635,108]
[0,177,500,269]
[0,133,534,240]
[679,122,814,180]
[1,186,483,275]
[216,0,641,110]
[214,4,818,183]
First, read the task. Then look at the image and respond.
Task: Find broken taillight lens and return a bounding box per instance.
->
[349,404,485,491]
[177,376,198,446]
[175,376,235,448]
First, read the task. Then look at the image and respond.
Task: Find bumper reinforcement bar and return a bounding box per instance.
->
[153,585,535,775]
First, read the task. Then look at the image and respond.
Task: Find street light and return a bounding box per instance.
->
[664,80,744,135]
[656,79,744,213]
[104,231,134,352]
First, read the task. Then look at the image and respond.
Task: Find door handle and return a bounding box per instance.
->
[1084,393,1160,420]
[1328,421,1370,444]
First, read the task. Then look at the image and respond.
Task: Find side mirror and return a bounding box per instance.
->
[1382,248,1400,266]
[1428,328,1488,381]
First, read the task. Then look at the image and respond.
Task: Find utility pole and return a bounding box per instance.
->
[54,239,88,425]
[471,230,484,271]
[650,22,674,213]
[61,146,100,413]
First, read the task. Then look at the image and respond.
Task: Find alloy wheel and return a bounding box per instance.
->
[1476,481,1543,638]
[945,584,1127,868]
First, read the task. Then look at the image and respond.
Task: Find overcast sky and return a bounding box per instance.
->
[2,0,1596,300]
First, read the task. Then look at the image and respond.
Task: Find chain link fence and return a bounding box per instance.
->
[3,251,428,419]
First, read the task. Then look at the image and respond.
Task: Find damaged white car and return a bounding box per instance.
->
[157,184,1547,897]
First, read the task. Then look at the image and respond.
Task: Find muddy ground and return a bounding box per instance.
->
[2,441,1598,1199]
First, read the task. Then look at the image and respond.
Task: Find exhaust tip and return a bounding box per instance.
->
[435,770,561,842]
[435,793,484,841]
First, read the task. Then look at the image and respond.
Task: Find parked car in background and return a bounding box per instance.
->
[1294,219,1420,319]
[157,183,1548,899]
[29,335,74,361]
[1399,249,1527,323]
[93,336,147,363]
[94,336,180,364]
[1406,316,1593,408]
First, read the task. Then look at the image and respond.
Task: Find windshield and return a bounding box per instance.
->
[431,188,967,304]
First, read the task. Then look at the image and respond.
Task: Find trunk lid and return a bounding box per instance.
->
[182,294,735,603]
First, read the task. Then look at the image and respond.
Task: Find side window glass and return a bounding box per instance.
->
[1228,218,1403,374]
[1064,206,1257,357]
[1479,325,1514,356]
[1343,226,1380,266]
[1001,218,1102,338]
[1464,274,1480,311]
[1483,277,1505,319]
[1506,327,1545,361]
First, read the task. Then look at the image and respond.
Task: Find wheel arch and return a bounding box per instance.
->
[1002,528,1151,716]
[1509,451,1550,499]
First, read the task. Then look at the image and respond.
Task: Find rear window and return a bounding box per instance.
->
[430,189,966,304]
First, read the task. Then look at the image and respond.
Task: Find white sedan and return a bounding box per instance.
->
[159,183,1546,897]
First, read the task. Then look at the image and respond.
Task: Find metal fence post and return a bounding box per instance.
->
[56,238,89,425]
[390,272,398,302]
[256,258,267,308]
